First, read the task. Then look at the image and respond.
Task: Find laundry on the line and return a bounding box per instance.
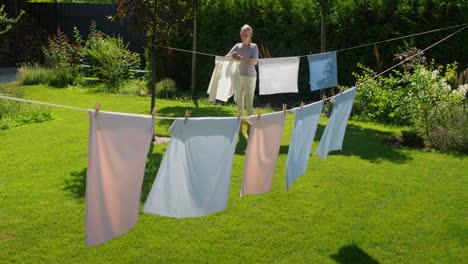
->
[143,117,240,218]
[316,87,357,159]
[207,56,240,102]
[257,57,300,95]
[85,110,154,246]
[241,111,286,196]
[286,101,323,191]
[307,51,338,91]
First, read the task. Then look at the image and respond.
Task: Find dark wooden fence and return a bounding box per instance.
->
[26,3,144,54]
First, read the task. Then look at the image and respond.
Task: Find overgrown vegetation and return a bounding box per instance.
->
[155,78,178,99]
[351,61,467,153]
[80,22,140,89]
[0,84,53,130]
[18,64,83,87]
[19,22,141,90]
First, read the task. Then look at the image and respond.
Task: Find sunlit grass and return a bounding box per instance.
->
[0,83,466,263]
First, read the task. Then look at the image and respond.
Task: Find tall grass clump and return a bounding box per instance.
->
[0,85,54,130]
[18,64,82,88]
[18,64,49,85]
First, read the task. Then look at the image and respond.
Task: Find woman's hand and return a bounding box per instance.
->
[232,52,241,60]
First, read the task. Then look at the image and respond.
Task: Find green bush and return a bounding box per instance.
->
[156,78,178,99]
[119,79,148,96]
[352,63,467,153]
[47,66,82,87]
[424,104,467,153]
[84,26,140,89]
[0,86,54,130]
[43,27,84,68]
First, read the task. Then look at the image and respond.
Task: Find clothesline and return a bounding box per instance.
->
[156,23,468,58]
[1,24,466,118]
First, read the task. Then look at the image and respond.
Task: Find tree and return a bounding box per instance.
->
[112,0,192,113]
[0,4,25,35]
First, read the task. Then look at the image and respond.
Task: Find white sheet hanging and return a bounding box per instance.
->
[207,56,240,102]
[286,101,323,191]
[258,57,300,95]
[143,117,240,218]
[86,110,154,246]
[315,87,357,159]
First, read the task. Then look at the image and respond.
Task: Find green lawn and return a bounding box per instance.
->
[1,84,466,263]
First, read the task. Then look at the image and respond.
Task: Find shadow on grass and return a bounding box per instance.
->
[278,123,412,164]
[140,144,163,202]
[64,168,87,200]
[235,132,248,155]
[64,144,164,203]
[330,244,380,264]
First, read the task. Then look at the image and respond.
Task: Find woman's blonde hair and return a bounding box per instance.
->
[240,24,253,44]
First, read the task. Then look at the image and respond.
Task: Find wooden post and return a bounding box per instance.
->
[320,11,326,100]
[150,46,157,113]
[190,0,198,103]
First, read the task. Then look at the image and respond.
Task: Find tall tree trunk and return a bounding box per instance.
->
[190,0,198,106]
[150,46,157,113]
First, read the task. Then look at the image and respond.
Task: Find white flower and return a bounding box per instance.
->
[431,70,439,80]
[454,84,468,97]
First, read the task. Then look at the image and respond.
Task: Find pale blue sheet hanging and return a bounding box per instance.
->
[286,101,323,191]
[315,87,357,159]
[143,117,240,218]
[308,51,338,91]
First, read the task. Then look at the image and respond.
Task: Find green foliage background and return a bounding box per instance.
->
[21,0,468,105]
[160,0,467,105]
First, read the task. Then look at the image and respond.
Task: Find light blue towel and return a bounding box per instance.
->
[308,51,338,91]
[143,117,240,218]
[286,101,323,191]
[315,87,357,159]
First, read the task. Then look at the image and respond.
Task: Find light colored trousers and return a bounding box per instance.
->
[235,76,257,116]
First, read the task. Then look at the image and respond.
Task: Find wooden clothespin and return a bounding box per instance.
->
[283,104,287,115]
[95,102,100,118]
[184,109,191,124]
[300,101,305,109]
[340,88,343,95]
[237,113,241,123]
[257,112,261,121]
[322,95,327,101]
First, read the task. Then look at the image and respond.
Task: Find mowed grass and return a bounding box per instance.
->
[0,83,466,263]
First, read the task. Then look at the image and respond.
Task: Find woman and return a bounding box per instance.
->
[226,24,259,136]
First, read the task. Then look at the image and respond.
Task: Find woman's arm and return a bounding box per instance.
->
[239,57,258,65]
[226,44,238,57]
